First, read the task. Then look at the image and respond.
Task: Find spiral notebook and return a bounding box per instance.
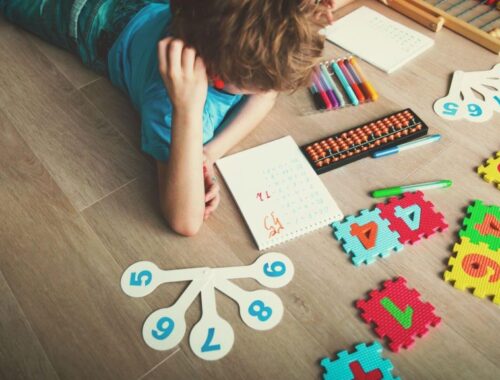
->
[322,6,434,73]
[216,136,343,250]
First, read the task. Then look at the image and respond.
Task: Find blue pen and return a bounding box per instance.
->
[320,63,346,107]
[332,61,359,106]
[372,134,442,158]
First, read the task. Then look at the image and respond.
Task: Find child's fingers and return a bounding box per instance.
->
[167,39,184,77]
[157,37,173,76]
[194,56,207,77]
[204,193,221,220]
[181,46,196,74]
[205,182,220,203]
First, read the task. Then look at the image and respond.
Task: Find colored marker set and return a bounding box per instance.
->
[301,109,429,174]
[307,56,379,113]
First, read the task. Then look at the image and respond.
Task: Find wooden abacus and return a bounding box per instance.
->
[301,109,429,174]
[380,0,500,54]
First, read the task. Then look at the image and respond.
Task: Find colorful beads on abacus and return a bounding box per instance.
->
[302,109,429,172]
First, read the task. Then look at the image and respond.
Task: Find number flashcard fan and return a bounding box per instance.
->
[121,253,294,361]
[434,63,500,123]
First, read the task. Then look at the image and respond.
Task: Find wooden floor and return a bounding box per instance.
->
[1,1,499,379]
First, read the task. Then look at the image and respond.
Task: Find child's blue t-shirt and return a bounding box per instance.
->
[107,2,243,161]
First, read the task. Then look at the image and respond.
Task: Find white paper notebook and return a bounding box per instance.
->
[216,136,343,250]
[322,6,434,73]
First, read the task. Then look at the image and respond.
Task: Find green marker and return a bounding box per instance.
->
[372,180,452,198]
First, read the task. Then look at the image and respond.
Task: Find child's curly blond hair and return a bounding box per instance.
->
[170,0,325,92]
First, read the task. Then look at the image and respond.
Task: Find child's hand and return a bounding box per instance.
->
[313,0,335,24]
[203,157,220,220]
[158,37,208,116]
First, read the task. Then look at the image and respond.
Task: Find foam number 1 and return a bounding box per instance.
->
[142,276,209,351]
[212,252,295,289]
[216,278,284,331]
[189,281,234,360]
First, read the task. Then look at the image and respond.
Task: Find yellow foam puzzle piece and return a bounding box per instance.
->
[444,237,500,305]
[478,151,500,190]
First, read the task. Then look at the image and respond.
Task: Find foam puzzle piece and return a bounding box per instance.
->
[478,151,500,190]
[459,200,500,251]
[356,277,441,352]
[444,237,500,305]
[332,208,404,266]
[376,191,448,245]
[321,342,400,380]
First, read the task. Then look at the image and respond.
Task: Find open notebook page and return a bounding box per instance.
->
[217,136,343,250]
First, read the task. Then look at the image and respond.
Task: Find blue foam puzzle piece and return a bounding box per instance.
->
[321,342,401,380]
[332,208,404,266]
[394,205,421,231]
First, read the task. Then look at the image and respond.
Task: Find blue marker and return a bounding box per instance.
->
[332,61,359,106]
[372,134,442,158]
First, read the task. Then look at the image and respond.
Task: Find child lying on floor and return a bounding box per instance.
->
[1,0,337,235]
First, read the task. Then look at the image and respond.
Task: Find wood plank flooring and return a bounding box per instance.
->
[1,1,499,379]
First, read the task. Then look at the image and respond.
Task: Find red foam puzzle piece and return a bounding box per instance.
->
[376,191,448,245]
[356,277,441,352]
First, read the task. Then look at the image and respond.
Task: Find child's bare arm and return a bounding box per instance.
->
[204,91,278,163]
[156,38,207,236]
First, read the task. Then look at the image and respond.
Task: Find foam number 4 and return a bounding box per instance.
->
[350,222,378,249]
[190,282,234,361]
[462,254,500,283]
[394,205,421,231]
[121,261,161,298]
[217,279,284,331]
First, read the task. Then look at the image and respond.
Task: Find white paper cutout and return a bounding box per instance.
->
[434,64,500,123]
[121,252,294,361]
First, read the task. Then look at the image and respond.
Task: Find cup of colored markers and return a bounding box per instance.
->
[309,56,379,111]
